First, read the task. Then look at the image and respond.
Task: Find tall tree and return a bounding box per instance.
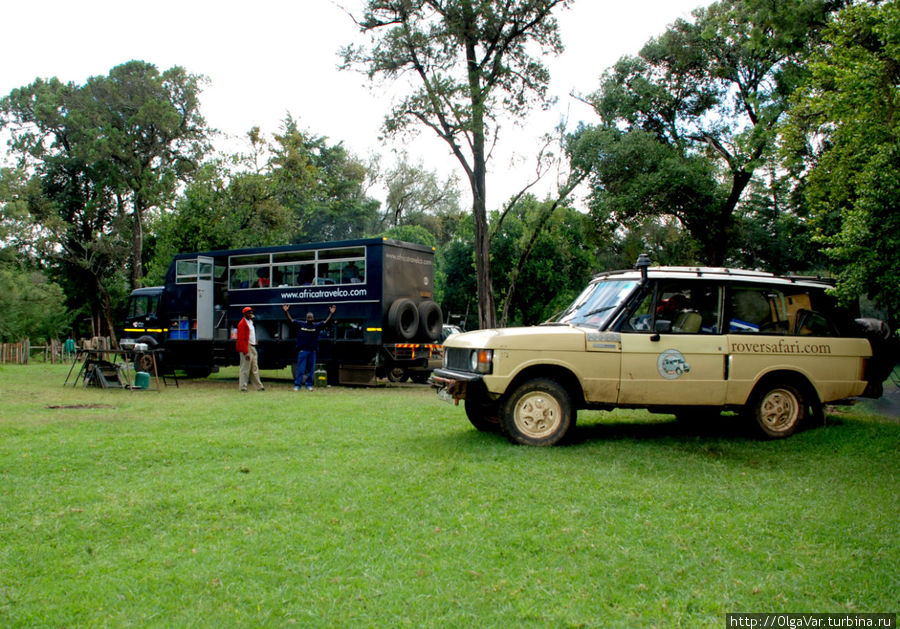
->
[380,155,463,244]
[343,0,571,329]
[783,0,900,325]
[580,0,844,265]
[1,61,209,290]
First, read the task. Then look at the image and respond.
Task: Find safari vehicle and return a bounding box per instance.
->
[432,256,896,445]
[122,238,443,385]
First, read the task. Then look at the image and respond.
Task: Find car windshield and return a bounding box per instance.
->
[556,279,639,329]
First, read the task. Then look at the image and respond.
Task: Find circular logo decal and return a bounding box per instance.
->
[657,349,691,380]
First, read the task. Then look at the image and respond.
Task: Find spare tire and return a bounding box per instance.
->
[417,300,443,341]
[388,298,419,341]
[854,318,899,398]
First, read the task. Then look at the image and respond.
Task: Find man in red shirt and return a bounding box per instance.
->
[236,307,264,392]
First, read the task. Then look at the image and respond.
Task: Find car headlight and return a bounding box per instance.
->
[469,349,493,374]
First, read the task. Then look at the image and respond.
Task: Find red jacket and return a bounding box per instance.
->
[236,317,250,355]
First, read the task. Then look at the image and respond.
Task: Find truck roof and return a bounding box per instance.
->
[130,286,164,295]
[170,237,435,261]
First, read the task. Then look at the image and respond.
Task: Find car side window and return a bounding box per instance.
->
[726,285,839,336]
[622,281,721,334]
[656,281,721,334]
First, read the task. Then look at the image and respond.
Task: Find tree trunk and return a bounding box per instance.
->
[713,169,753,266]
[96,276,119,348]
[471,166,496,329]
[131,201,144,290]
[465,9,496,330]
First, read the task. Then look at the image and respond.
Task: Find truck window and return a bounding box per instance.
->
[176,259,197,284]
[319,247,366,285]
[229,267,255,289]
[128,295,157,318]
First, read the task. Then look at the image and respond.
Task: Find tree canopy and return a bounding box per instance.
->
[579,0,843,265]
[0,61,209,340]
[783,0,900,324]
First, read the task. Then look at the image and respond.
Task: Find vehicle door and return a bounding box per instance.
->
[616,279,728,406]
[722,283,870,405]
[195,256,214,340]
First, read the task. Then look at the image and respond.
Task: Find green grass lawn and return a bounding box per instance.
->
[1,364,898,628]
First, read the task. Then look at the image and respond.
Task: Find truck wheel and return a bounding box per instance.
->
[500,378,573,446]
[464,397,501,433]
[388,298,419,340]
[748,383,807,438]
[417,300,443,341]
[132,336,160,373]
[134,352,155,373]
[387,367,409,382]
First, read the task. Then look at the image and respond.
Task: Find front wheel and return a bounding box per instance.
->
[464,397,501,433]
[748,383,806,438]
[501,378,573,446]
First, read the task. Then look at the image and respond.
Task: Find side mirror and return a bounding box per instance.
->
[656,320,672,334]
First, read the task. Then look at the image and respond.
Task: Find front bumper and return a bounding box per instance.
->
[430,368,486,404]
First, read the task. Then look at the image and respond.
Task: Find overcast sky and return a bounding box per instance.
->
[1,0,707,209]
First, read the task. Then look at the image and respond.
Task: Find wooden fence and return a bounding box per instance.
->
[0,337,112,365]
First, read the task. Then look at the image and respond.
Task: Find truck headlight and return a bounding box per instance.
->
[469,349,493,374]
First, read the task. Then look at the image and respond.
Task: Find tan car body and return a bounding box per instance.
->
[434,266,879,444]
[454,326,869,408]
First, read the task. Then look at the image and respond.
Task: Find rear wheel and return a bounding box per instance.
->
[387,367,409,382]
[500,378,573,446]
[748,383,806,438]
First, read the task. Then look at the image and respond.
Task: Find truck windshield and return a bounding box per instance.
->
[556,280,639,328]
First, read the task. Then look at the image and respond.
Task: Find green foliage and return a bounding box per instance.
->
[580,0,841,265]
[0,268,71,342]
[729,173,825,274]
[491,195,597,325]
[1,365,899,625]
[0,61,209,336]
[271,118,379,242]
[146,120,381,284]
[437,235,478,328]
[784,1,900,324]
[380,224,437,249]
[344,0,572,328]
[379,155,465,245]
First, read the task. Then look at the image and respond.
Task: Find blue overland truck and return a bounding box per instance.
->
[122,238,444,385]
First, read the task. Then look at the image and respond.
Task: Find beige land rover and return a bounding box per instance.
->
[432,257,896,445]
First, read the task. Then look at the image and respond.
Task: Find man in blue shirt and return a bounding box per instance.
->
[283,304,336,391]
